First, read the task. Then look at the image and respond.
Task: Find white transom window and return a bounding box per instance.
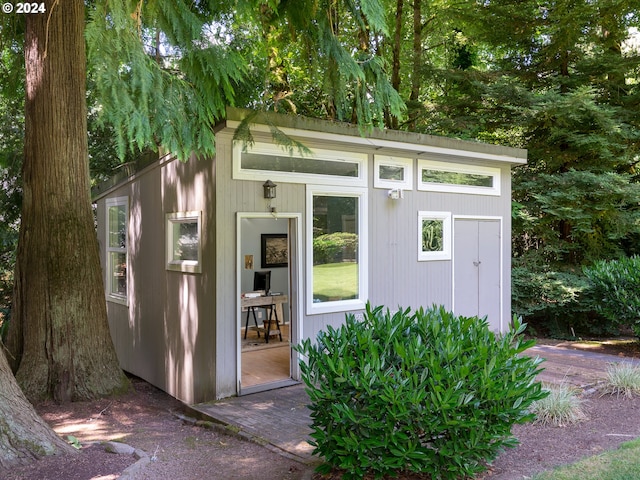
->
[234,141,367,187]
[418,159,501,196]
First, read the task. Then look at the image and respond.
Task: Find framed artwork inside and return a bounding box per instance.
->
[261,233,288,268]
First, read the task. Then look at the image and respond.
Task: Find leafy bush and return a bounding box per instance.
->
[584,256,640,337]
[511,266,612,338]
[296,304,547,480]
[312,232,357,264]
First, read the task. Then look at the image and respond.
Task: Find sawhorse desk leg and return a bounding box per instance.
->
[244,307,260,339]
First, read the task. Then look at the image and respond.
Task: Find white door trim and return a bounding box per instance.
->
[235,212,303,395]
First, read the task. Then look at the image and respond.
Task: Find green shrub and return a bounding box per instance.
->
[296,304,547,480]
[312,232,358,264]
[584,256,640,337]
[511,266,613,338]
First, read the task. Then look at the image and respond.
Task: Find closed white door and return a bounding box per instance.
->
[453,218,501,329]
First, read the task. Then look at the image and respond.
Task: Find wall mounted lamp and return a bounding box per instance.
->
[263,180,277,199]
[388,188,404,200]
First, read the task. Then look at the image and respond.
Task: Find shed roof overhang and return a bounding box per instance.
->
[93,108,528,201]
[220,107,527,166]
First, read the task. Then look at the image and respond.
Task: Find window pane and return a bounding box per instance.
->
[108,205,127,248]
[171,221,199,261]
[421,169,493,188]
[422,219,444,253]
[109,252,126,295]
[379,164,405,181]
[242,152,359,177]
[312,196,358,303]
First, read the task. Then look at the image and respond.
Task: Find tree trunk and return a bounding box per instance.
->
[6,0,127,402]
[408,0,422,130]
[0,347,75,468]
[410,0,422,103]
[389,0,404,129]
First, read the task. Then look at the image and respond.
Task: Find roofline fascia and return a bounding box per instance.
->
[223,107,527,165]
[91,151,176,202]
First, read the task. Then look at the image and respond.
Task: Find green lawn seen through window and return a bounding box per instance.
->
[313,262,358,302]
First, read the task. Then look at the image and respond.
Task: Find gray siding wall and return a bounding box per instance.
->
[98,122,518,402]
[214,135,308,397]
[213,131,515,398]
[368,164,511,331]
[97,155,216,404]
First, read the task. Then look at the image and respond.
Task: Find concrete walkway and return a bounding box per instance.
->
[527,344,640,388]
[189,345,639,465]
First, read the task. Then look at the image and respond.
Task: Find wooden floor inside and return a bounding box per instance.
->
[241,324,291,388]
[241,346,291,387]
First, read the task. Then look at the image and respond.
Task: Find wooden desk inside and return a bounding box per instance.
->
[242,294,288,343]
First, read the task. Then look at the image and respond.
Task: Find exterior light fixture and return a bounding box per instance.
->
[388,188,404,200]
[263,180,277,199]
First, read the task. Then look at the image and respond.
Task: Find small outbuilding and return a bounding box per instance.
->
[93,108,527,404]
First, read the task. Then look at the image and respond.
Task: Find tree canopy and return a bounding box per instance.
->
[85,0,405,160]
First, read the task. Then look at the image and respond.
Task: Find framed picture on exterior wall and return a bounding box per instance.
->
[261,233,288,268]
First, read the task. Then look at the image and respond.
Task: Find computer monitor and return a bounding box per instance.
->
[253,271,271,294]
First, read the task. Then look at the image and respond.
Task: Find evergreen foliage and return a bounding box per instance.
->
[584,256,640,337]
[0,30,23,336]
[372,0,639,332]
[297,304,546,479]
[86,0,246,160]
[86,0,405,161]
[476,2,639,332]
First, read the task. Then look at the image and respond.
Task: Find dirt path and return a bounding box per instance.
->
[1,377,314,480]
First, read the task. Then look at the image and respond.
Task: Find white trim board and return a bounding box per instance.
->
[235,212,303,395]
[305,185,369,315]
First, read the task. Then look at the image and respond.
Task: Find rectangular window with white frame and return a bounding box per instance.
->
[374,155,413,190]
[166,211,202,273]
[306,185,368,315]
[418,211,452,261]
[106,197,128,304]
[234,141,368,187]
[418,159,501,196]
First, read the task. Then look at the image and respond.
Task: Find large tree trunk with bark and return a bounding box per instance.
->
[410,0,422,104]
[5,0,127,402]
[0,348,75,468]
[389,0,404,130]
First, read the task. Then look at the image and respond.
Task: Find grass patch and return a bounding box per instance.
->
[603,363,640,398]
[312,262,358,301]
[530,384,587,427]
[533,437,640,480]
